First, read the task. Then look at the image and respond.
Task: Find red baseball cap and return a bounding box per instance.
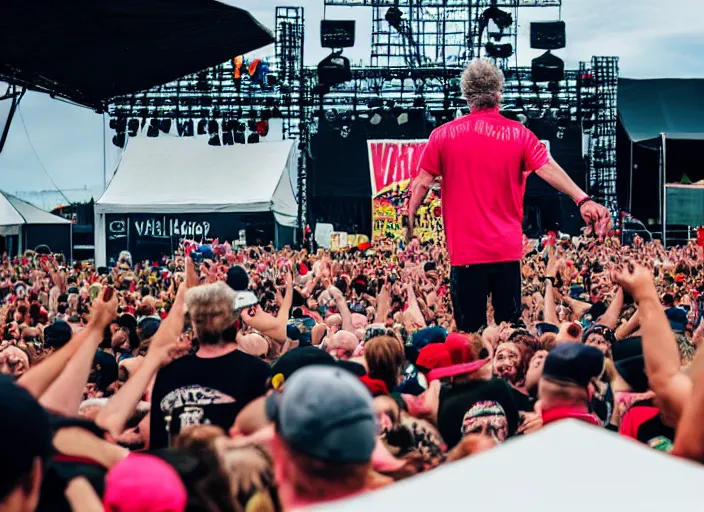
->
[416,343,452,371]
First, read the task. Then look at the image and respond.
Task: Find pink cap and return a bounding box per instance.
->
[104,453,187,512]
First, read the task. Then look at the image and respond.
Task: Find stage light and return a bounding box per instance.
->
[112,132,126,148]
[385,7,404,31]
[147,119,160,138]
[530,21,566,50]
[247,120,258,132]
[197,119,207,135]
[159,119,171,134]
[263,73,279,88]
[208,134,221,146]
[248,133,260,144]
[222,130,234,146]
[413,96,426,108]
[480,7,513,39]
[109,118,118,130]
[317,51,352,88]
[256,120,269,137]
[340,125,351,138]
[324,109,338,123]
[370,110,383,126]
[179,119,194,137]
[208,120,219,135]
[485,42,513,59]
[397,112,409,125]
[127,119,139,137]
[234,132,246,144]
[237,121,247,133]
[531,51,564,82]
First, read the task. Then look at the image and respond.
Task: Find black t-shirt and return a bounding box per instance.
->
[438,378,520,450]
[628,400,675,452]
[509,386,534,412]
[150,349,270,449]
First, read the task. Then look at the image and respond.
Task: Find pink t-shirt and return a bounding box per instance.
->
[418,108,550,266]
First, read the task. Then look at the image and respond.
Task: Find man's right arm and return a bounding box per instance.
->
[407,171,435,232]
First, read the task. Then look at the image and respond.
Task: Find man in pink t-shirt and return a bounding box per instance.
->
[408,60,610,333]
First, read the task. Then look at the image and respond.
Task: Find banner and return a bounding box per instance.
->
[368,140,443,244]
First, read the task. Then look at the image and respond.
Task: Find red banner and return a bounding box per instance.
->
[367,140,443,244]
[367,139,427,195]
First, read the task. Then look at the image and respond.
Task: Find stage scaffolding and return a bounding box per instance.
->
[109,1,620,237]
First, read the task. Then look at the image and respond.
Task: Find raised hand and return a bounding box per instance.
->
[580,201,612,237]
[610,262,658,303]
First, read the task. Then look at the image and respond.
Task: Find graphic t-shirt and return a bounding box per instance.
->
[418,108,550,266]
[438,378,520,449]
[150,349,270,449]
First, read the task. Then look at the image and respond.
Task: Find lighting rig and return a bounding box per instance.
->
[110,0,620,237]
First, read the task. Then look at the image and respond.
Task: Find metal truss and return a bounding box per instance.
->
[325,0,561,7]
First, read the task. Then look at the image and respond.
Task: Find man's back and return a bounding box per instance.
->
[150,349,269,448]
[419,108,549,266]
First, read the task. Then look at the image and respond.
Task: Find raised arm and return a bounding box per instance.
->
[39,293,118,415]
[406,170,435,243]
[96,284,187,438]
[612,264,691,421]
[598,287,624,330]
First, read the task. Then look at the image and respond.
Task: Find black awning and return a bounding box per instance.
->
[0,0,273,110]
[618,78,704,145]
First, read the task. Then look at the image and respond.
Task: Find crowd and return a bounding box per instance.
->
[3,59,704,511]
[1,231,704,511]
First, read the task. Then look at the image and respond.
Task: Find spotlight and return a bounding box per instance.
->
[370,111,383,126]
[385,7,404,31]
[147,119,160,138]
[237,121,247,133]
[208,134,221,146]
[532,51,564,82]
[317,51,352,88]
[248,133,260,144]
[127,119,139,137]
[234,132,246,144]
[324,109,338,123]
[256,120,269,137]
[197,119,207,135]
[397,112,409,125]
[222,130,234,146]
[179,119,194,137]
[112,132,126,148]
[340,125,351,138]
[208,120,219,135]
[159,119,171,134]
[485,42,514,59]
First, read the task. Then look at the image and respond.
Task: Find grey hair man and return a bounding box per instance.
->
[149,282,270,449]
[407,59,611,333]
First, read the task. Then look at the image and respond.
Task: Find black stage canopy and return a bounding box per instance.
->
[0,0,273,110]
[618,78,704,146]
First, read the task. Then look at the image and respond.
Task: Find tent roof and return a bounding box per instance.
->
[95,137,298,225]
[619,78,704,144]
[0,0,273,109]
[0,191,71,227]
[320,421,704,511]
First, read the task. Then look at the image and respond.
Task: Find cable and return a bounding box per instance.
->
[17,105,71,206]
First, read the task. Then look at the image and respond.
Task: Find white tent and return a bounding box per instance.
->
[320,421,704,512]
[0,191,72,255]
[94,137,298,265]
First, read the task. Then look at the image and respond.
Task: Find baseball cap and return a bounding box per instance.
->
[226,265,249,292]
[542,343,605,388]
[615,355,649,393]
[138,317,161,340]
[0,374,52,501]
[103,453,187,512]
[427,332,490,382]
[266,366,377,464]
[44,319,73,349]
[269,346,365,389]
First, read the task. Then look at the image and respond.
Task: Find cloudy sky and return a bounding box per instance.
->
[1,0,703,207]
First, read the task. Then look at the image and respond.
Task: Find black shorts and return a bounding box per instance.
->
[450,261,521,333]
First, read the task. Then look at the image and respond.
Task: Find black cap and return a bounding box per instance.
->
[0,375,52,502]
[543,343,605,388]
[226,265,249,292]
[93,350,118,391]
[44,320,73,349]
[138,317,161,341]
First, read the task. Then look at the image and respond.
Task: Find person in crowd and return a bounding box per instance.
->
[406,58,612,332]
[149,281,270,449]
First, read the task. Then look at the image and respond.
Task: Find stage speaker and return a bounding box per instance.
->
[321,20,356,49]
[532,51,564,82]
[531,21,566,50]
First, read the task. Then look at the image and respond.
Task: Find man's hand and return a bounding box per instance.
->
[90,290,118,328]
[610,263,658,303]
[404,217,415,245]
[580,200,612,237]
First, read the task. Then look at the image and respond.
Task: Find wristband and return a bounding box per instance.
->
[544,276,556,287]
[576,196,592,208]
